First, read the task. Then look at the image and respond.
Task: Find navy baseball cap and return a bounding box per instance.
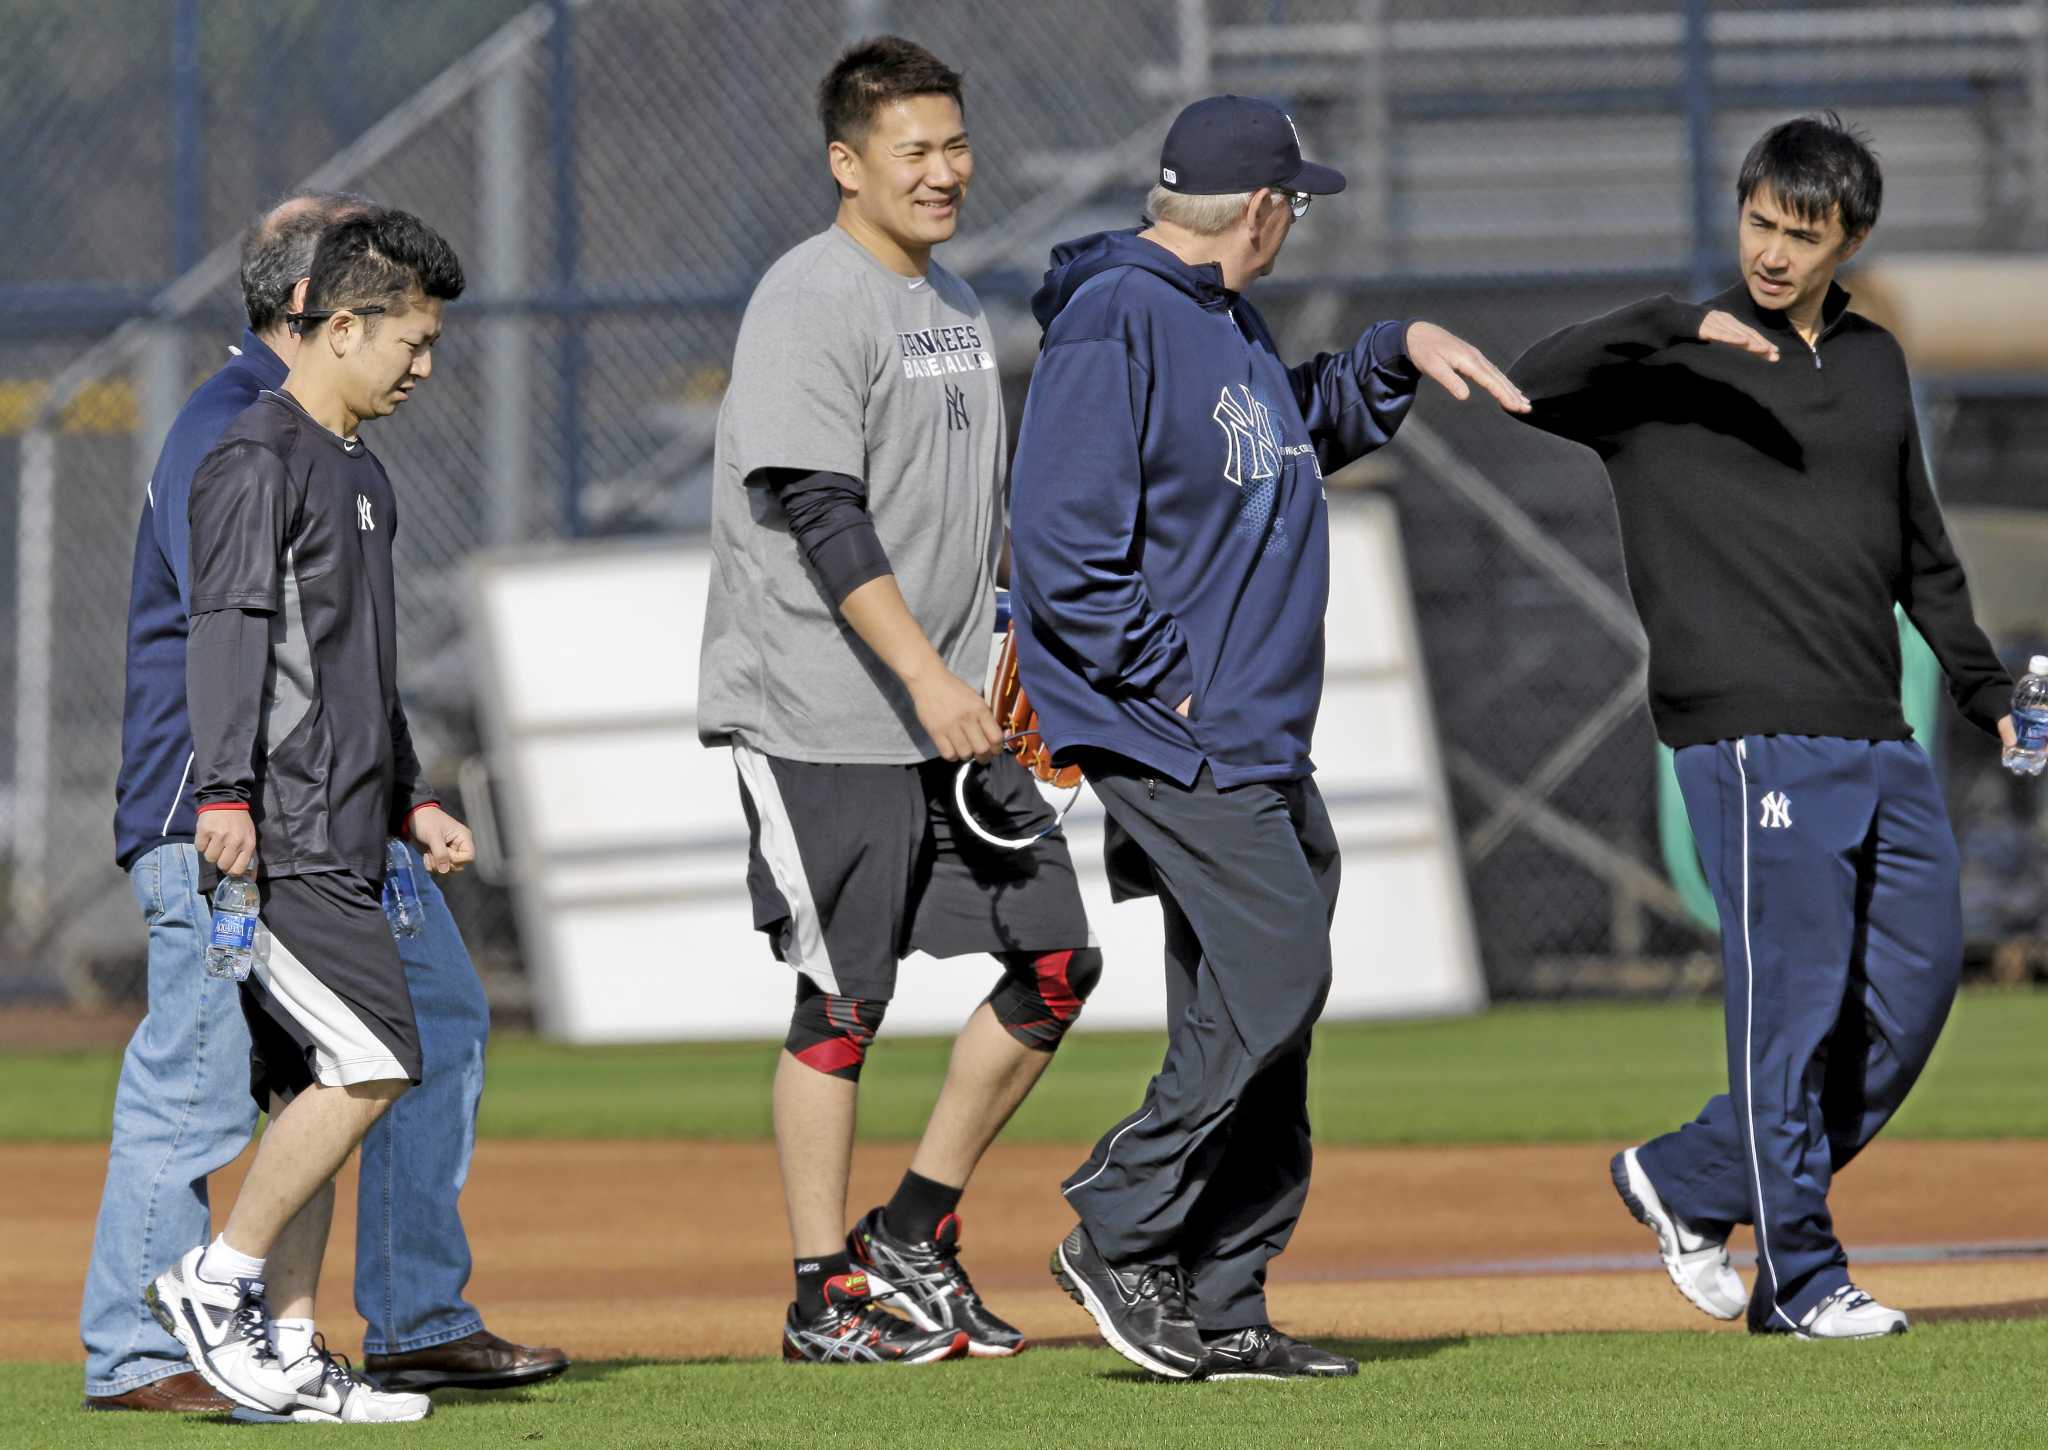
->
[1158,95,1346,197]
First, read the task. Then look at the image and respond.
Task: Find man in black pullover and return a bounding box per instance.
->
[1508,114,2016,1340]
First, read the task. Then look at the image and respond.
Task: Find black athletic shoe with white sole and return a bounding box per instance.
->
[781,1271,969,1364]
[1050,1223,1204,1379]
[849,1208,1026,1357]
[1195,1325,1358,1381]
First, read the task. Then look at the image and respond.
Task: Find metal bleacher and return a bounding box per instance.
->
[981,2,2048,288]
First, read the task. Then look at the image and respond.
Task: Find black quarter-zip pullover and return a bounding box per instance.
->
[1508,280,2009,749]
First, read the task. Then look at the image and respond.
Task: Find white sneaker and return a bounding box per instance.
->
[1797,1286,1909,1340]
[144,1246,298,1413]
[231,1338,434,1424]
[1610,1147,1746,1320]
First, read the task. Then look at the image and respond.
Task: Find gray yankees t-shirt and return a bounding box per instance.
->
[699,226,1005,763]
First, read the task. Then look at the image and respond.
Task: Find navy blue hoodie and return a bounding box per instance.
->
[1010,229,1419,788]
[113,331,287,867]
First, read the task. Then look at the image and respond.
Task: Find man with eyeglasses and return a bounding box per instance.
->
[1010,94,1528,1381]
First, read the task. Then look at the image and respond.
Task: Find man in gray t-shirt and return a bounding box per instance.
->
[700,222,1003,760]
[697,36,1099,1367]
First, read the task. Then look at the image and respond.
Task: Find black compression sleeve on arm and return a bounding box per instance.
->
[388,695,440,833]
[187,608,272,811]
[753,467,894,604]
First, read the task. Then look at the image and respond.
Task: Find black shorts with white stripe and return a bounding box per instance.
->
[240,870,421,1112]
[732,744,1092,1002]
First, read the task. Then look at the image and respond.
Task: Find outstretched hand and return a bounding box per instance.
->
[1697,310,1781,362]
[1404,322,1530,413]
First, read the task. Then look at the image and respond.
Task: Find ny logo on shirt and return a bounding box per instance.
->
[356,494,375,532]
[945,384,970,432]
[1759,791,1792,829]
[1212,384,1280,488]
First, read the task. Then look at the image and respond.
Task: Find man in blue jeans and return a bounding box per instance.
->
[85,192,567,1412]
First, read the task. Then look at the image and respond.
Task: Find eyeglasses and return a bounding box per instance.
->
[1282,190,1311,219]
[285,304,387,335]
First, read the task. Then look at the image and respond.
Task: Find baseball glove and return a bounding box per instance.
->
[989,621,1082,788]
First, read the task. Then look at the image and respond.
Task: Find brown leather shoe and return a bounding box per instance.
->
[363,1329,571,1392]
[83,1369,235,1413]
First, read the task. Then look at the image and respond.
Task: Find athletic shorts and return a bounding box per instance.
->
[732,743,1093,1001]
[239,871,422,1112]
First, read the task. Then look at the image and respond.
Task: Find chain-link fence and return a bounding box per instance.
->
[6,0,2048,1009]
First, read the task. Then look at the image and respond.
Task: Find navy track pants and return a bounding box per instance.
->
[1637,734,1963,1331]
[1062,759,1339,1333]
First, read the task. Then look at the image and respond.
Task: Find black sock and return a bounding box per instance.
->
[794,1251,853,1318]
[885,1170,964,1243]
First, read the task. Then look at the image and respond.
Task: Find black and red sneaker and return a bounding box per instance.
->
[781,1270,968,1365]
[849,1208,1027,1358]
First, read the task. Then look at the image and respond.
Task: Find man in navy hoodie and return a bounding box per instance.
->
[1013,95,1528,1381]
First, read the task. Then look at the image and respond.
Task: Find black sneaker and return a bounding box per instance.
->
[1195,1325,1358,1381]
[781,1270,969,1365]
[1049,1223,1203,1379]
[849,1207,1027,1358]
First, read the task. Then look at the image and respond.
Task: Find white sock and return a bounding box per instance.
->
[272,1318,317,1366]
[197,1235,266,1287]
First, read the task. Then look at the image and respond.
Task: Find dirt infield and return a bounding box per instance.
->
[9,1138,2046,1365]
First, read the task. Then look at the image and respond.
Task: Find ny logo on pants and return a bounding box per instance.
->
[1759,790,1793,829]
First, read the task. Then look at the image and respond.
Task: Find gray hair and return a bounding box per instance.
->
[238,190,377,332]
[1144,183,1255,237]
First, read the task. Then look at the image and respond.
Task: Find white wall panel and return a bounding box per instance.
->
[471,497,1485,1042]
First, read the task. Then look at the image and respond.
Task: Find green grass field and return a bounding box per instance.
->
[8,1326,2048,1449]
[6,988,2048,1144]
[10,990,2048,1445]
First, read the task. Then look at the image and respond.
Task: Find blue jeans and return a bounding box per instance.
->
[81,843,490,1396]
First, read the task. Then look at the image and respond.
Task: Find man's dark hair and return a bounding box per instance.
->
[238,190,375,332]
[817,35,963,149]
[302,208,466,332]
[1736,111,1883,241]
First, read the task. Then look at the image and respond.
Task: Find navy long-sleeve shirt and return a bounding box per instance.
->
[113,332,288,867]
[1010,229,1419,787]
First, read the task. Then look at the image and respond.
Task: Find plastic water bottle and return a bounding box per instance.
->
[2003,655,2048,777]
[382,838,424,939]
[205,877,260,981]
